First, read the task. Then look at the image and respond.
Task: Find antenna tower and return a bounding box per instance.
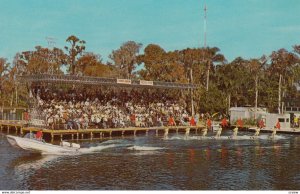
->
[46,37,56,48]
[204,1,207,48]
[45,37,57,74]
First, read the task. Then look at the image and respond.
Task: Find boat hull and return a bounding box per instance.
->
[6,135,79,154]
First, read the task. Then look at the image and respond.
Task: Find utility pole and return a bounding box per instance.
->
[204,1,207,48]
[204,2,210,92]
[190,68,195,116]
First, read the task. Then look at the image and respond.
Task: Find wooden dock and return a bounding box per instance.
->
[0,120,205,142]
[239,125,300,135]
[0,120,26,134]
[2,120,300,143]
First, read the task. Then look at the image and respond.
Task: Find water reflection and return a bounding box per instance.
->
[235,147,243,167]
[255,144,264,156]
[203,147,211,161]
[8,153,61,190]
[188,149,195,163]
[272,144,281,156]
[166,152,174,168]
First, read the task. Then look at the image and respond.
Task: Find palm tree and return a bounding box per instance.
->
[204,47,225,91]
[0,58,10,108]
[247,56,267,119]
[269,49,298,113]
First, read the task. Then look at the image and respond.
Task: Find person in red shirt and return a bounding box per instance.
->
[130,114,136,127]
[237,118,243,128]
[35,130,43,141]
[258,119,265,129]
[275,120,280,130]
[168,116,176,126]
[221,118,228,128]
[206,118,212,131]
[190,117,196,126]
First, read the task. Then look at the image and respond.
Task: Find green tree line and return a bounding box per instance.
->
[1,35,300,115]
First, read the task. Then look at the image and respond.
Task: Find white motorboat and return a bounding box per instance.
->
[6,134,80,154]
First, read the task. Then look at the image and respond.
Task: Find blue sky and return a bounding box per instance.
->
[0,0,300,63]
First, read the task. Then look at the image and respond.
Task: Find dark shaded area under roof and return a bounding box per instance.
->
[19,74,199,90]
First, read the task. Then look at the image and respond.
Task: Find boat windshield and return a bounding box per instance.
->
[24,133,35,139]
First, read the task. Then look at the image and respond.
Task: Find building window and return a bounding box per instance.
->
[278,118,285,122]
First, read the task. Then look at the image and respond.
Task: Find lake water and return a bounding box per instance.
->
[0,130,300,190]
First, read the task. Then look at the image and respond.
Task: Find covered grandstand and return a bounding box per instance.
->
[20,74,200,130]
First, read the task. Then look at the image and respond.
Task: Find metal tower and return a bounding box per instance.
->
[45,37,57,74]
[204,1,207,48]
[46,37,56,48]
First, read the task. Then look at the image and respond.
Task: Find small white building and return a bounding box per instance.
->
[229,107,267,124]
[265,113,290,130]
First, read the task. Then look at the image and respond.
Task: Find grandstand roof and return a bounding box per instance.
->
[20,74,199,90]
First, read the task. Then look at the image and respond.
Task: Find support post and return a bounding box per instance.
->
[146,130,149,136]
[71,134,74,140]
[7,126,10,134]
[122,130,125,137]
[90,132,93,140]
[81,133,84,139]
[51,133,54,142]
[20,127,23,135]
[109,131,112,137]
[134,130,136,137]
[77,133,79,140]
[156,129,158,137]
[60,134,63,141]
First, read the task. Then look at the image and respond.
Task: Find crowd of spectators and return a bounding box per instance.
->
[30,86,197,130]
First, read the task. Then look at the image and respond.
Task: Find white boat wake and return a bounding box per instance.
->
[127,145,165,151]
[164,134,289,141]
[79,144,122,154]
